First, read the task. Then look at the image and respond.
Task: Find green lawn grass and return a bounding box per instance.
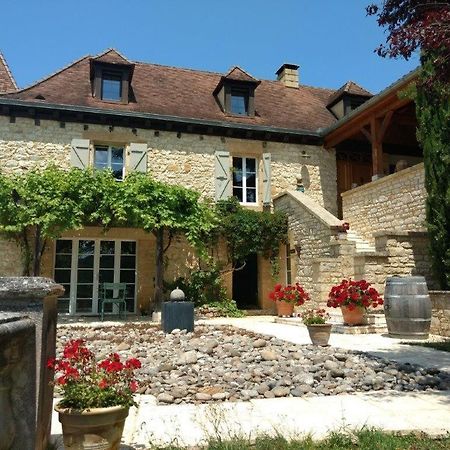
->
[151,429,450,449]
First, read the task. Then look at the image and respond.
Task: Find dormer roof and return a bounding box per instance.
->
[92,48,132,65]
[224,66,259,83]
[327,81,372,107]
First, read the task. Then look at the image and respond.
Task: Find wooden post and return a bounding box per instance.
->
[370,117,384,179]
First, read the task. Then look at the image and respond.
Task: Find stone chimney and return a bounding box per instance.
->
[276,63,299,88]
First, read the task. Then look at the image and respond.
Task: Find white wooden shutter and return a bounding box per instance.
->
[128,143,148,173]
[262,152,272,205]
[70,139,90,169]
[214,150,232,201]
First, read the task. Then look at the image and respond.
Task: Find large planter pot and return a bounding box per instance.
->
[55,403,129,450]
[306,323,332,346]
[384,276,431,339]
[276,301,294,317]
[340,305,366,326]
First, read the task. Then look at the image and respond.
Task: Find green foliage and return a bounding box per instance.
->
[0,166,100,274]
[0,167,217,277]
[213,197,288,275]
[416,57,450,289]
[165,266,228,306]
[198,300,245,318]
[113,172,216,249]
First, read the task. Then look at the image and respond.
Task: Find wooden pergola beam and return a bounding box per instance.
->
[324,94,410,149]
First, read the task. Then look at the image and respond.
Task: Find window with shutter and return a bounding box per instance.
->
[214,151,231,201]
[232,156,258,205]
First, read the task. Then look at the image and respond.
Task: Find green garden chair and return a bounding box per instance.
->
[100,282,127,321]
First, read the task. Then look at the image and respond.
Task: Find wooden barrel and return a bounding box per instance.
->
[384,276,431,339]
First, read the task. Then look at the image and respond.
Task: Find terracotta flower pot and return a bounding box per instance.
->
[55,403,129,450]
[276,300,294,317]
[340,305,366,325]
[306,323,332,346]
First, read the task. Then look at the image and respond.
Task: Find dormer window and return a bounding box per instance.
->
[101,71,122,101]
[91,58,134,104]
[213,66,260,117]
[230,87,249,115]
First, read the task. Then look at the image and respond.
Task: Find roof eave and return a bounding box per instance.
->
[0,97,322,139]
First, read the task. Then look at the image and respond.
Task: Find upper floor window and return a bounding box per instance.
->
[94,145,124,180]
[91,60,134,104]
[101,72,122,101]
[233,156,257,204]
[230,88,249,115]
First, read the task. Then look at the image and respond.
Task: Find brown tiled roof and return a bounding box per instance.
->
[327,81,372,106]
[0,52,18,93]
[5,49,338,132]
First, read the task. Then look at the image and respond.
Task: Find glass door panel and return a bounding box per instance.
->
[99,240,116,313]
[76,240,95,314]
[120,241,136,312]
[54,239,72,313]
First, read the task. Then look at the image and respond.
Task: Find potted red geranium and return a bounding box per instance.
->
[269,283,310,317]
[327,279,383,325]
[48,339,141,450]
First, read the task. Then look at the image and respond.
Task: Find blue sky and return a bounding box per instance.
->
[1,0,419,94]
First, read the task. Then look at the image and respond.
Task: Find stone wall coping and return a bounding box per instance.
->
[341,162,424,198]
[429,291,450,295]
[274,190,343,229]
[0,312,25,324]
[373,229,428,238]
[0,277,64,300]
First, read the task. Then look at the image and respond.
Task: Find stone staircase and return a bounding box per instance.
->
[345,230,376,254]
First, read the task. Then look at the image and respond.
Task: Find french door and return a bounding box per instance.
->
[54,239,137,315]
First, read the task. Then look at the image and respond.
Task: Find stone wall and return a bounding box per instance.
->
[0,115,337,309]
[274,190,344,303]
[342,163,426,245]
[430,291,450,337]
[0,116,337,214]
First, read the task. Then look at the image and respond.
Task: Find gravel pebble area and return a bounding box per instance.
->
[56,323,450,405]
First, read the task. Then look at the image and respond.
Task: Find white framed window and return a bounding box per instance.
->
[232,156,257,204]
[94,145,125,180]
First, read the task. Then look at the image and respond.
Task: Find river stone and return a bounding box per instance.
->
[55,323,450,406]
[253,339,267,348]
[260,349,278,361]
[157,393,174,403]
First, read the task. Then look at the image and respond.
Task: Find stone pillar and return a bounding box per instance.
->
[0,278,64,450]
[0,313,36,450]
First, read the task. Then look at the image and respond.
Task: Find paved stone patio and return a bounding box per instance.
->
[51,316,450,449]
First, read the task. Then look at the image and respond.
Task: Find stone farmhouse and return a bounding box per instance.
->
[0,49,431,317]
